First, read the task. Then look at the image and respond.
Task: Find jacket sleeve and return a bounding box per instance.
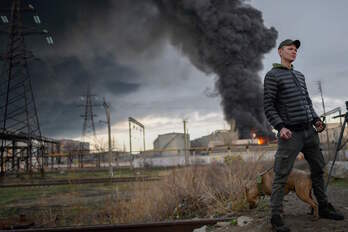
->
[303,82,320,124]
[264,73,284,131]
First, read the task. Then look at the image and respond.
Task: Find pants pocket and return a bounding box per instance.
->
[274,154,291,176]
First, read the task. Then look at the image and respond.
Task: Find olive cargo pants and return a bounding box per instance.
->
[271,126,328,215]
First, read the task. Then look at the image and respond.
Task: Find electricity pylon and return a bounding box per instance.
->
[0,0,53,175]
[79,84,99,168]
[81,84,97,139]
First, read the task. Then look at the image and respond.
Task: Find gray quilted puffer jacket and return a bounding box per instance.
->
[263,63,319,131]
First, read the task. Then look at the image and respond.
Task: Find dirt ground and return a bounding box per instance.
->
[211,184,348,232]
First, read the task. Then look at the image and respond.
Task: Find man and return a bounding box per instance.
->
[264,39,344,232]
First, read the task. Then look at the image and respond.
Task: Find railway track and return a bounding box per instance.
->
[1,218,233,232]
[0,176,161,188]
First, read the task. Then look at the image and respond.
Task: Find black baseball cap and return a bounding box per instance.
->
[278,39,301,49]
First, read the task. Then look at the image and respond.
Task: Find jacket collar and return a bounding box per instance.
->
[272,63,294,70]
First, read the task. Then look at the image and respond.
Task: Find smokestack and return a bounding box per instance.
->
[155,0,278,138]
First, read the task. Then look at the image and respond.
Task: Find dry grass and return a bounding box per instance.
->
[23,158,271,227]
[103,159,268,224]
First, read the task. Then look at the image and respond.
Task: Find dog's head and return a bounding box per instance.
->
[245,185,260,209]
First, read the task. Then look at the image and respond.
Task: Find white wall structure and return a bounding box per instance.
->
[153,132,190,155]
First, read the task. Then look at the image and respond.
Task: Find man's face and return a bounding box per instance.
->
[278,44,297,63]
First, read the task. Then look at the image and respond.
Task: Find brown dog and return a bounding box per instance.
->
[245,168,318,218]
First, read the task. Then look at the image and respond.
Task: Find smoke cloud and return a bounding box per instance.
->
[0,0,277,139]
[155,0,278,137]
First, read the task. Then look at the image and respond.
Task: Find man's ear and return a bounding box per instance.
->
[278,48,282,57]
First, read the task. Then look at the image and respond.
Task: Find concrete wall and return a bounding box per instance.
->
[153,133,190,155]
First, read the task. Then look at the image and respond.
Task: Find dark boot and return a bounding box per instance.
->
[271,215,290,232]
[319,203,344,220]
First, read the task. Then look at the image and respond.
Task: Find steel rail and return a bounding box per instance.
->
[1,218,233,232]
[0,176,162,188]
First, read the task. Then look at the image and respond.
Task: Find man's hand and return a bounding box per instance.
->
[296,152,304,161]
[315,120,326,133]
[279,127,292,140]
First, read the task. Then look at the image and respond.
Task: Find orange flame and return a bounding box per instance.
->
[257,137,267,145]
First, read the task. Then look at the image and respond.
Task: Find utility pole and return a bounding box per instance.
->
[0,0,53,176]
[317,81,331,161]
[102,98,113,177]
[183,119,189,165]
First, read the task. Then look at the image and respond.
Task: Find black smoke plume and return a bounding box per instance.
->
[0,0,277,139]
[155,0,278,138]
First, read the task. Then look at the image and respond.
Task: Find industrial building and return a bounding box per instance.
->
[153,132,190,155]
[191,129,239,148]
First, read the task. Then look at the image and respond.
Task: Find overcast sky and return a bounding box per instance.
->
[252,0,348,112]
[0,1,347,151]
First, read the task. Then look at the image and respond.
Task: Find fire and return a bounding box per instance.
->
[250,129,269,145]
[257,137,267,145]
